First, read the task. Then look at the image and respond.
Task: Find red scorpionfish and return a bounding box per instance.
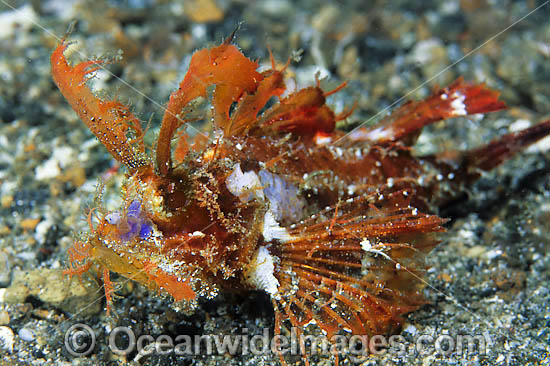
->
[51,33,550,364]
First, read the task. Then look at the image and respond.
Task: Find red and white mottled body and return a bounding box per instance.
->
[52,35,550,364]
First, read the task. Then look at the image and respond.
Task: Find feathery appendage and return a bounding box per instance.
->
[51,40,150,172]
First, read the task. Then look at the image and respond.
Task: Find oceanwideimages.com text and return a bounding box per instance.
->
[65,324,491,360]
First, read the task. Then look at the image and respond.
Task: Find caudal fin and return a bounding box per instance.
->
[464,120,550,174]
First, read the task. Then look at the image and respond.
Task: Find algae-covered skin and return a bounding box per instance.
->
[0,1,549,365]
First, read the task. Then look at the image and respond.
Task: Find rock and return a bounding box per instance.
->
[35,146,78,181]
[34,157,61,180]
[0,252,10,287]
[183,0,224,23]
[18,327,34,342]
[408,38,452,84]
[0,4,37,39]
[258,0,292,17]
[0,326,14,353]
[3,269,102,316]
[19,218,41,231]
[337,46,360,80]
[0,310,9,325]
[312,5,340,33]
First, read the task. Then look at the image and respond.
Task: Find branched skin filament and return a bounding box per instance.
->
[51,35,550,364]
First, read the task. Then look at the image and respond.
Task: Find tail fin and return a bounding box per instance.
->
[463,120,550,174]
[422,120,550,206]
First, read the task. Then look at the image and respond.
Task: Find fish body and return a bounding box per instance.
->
[51,36,550,361]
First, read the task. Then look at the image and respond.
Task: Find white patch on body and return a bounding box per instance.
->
[227,164,304,243]
[225,163,264,202]
[314,134,332,145]
[360,238,392,261]
[450,91,467,116]
[258,170,305,223]
[262,211,292,243]
[244,246,280,299]
[105,212,121,225]
[190,231,205,238]
[349,126,394,142]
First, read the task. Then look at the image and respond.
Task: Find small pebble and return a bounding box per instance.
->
[0,326,14,353]
[18,327,35,342]
[403,324,417,336]
[0,310,9,325]
[0,252,10,287]
[20,218,41,231]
